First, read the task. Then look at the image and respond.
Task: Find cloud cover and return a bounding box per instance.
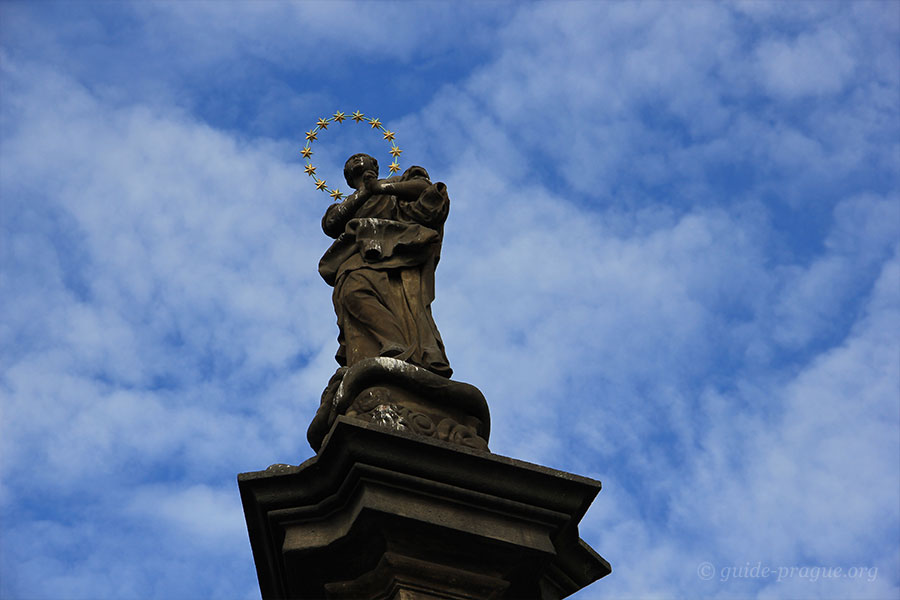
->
[1,1,898,598]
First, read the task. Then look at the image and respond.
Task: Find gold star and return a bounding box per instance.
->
[316,117,329,129]
[352,110,365,122]
[368,117,382,129]
[389,145,402,158]
[304,164,317,176]
[329,188,344,200]
[315,179,327,190]
[301,146,313,158]
[382,130,395,141]
[388,161,400,174]
[305,130,318,141]
[332,111,346,123]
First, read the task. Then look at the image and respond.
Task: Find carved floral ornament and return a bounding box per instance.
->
[301,110,403,201]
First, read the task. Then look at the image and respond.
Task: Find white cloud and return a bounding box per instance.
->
[0,60,324,495]
[569,254,899,600]
[128,483,247,545]
[755,28,856,99]
[773,194,898,349]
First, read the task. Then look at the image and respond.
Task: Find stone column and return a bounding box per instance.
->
[239,417,610,599]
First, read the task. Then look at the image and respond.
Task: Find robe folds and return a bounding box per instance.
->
[318,166,452,378]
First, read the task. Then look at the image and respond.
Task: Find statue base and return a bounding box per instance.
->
[307,357,491,452]
[239,417,610,599]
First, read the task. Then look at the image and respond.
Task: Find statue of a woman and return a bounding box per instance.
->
[308,153,489,453]
[318,153,452,378]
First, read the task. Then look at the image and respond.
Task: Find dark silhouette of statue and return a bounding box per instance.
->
[308,153,489,453]
[318,153,452,377]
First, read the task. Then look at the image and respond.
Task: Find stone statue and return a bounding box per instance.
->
[307,153,490,452]
[318,153,452,377]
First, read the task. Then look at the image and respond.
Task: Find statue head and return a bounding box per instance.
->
[344,153,379,188]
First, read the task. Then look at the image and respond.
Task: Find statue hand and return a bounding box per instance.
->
[365,177,390,195]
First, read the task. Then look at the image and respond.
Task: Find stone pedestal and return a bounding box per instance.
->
[238,417,610,599]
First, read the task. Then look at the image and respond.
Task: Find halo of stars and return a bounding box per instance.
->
[301,110,403,201]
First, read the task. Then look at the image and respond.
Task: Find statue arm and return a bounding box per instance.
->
[367,177,448,228]
[366,178,430,201]
[322,189,370,238]
[401,181,448,228]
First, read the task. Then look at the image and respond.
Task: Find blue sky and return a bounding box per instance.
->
[1,1,898,598]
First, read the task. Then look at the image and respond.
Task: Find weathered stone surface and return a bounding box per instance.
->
[239,417,610,599]
[307,356,490,453]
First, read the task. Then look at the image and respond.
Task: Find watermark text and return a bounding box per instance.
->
[697,561,878,583]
